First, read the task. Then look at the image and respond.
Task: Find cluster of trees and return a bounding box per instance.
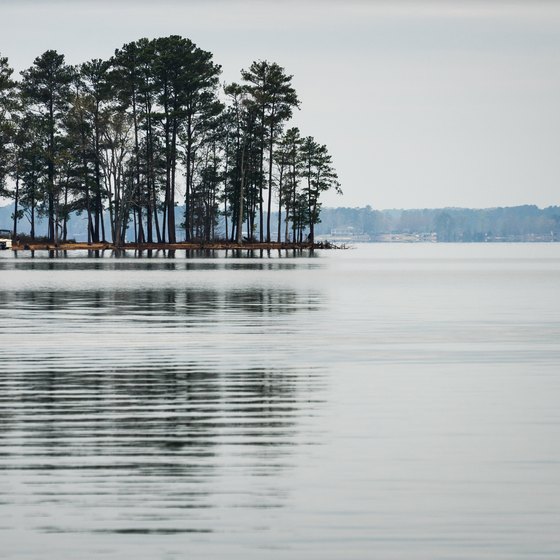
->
[0,37,341,245]
[316,205,560,241]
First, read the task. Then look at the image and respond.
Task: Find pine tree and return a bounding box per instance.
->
[80,58,111,241]
[0,37,340,247]
[0,56,17,201]
[300,137,341,243]
[20,50,74,242]
[240,61,299,242]
[276,127,302,242]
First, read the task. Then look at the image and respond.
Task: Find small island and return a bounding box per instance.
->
[7,239,338,252]
[0,37,341,250]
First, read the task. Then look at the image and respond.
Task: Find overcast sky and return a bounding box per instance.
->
[1,0,559,209]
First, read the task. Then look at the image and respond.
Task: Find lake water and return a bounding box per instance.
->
[1,244,559,559]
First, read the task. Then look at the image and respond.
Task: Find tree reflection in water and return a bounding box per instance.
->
[0,281,326,537]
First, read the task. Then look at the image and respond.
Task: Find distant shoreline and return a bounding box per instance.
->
[2,204,558,244]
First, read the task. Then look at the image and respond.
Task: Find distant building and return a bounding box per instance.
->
[372,232,437,243]
[316,227,371,243]
[316,227,441,243]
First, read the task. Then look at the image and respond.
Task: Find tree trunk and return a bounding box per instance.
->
[168,113,177,243]
[184,114,193,241]
[266,123,274,242]
[132,88,144,244]
[237,141,246,244]
[63,178,69,242]
[12,163,19,239]
[82,150,93,245]
[48,98,55,242]
[94,100,103,242]
[30,192,35,240]
[277,167,283,243]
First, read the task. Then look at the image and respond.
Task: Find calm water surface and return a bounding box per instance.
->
[1,244,559,559]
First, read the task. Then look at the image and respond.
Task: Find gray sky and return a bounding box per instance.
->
[1,0,559,209]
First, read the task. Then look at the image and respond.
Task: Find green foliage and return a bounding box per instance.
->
[0,38,340,245]
[240,60,300,241]
[0,54,16,191]
[299,136,341,242]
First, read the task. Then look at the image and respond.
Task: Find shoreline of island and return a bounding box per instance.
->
[9,240,343,252]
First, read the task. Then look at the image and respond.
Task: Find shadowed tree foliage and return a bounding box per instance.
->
[276,127,302,242]
[79,58,112,242]
[240,61,299,242]
[20,50,74,242]
[13,112,46,239]
[300,136,341,243]
[0,54,16,198]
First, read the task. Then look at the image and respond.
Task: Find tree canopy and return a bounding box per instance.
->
[0,37,341,245]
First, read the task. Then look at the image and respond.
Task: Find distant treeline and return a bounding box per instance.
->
[314,205,560,241]
[3,203,559,242]
[0,37,340,246]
